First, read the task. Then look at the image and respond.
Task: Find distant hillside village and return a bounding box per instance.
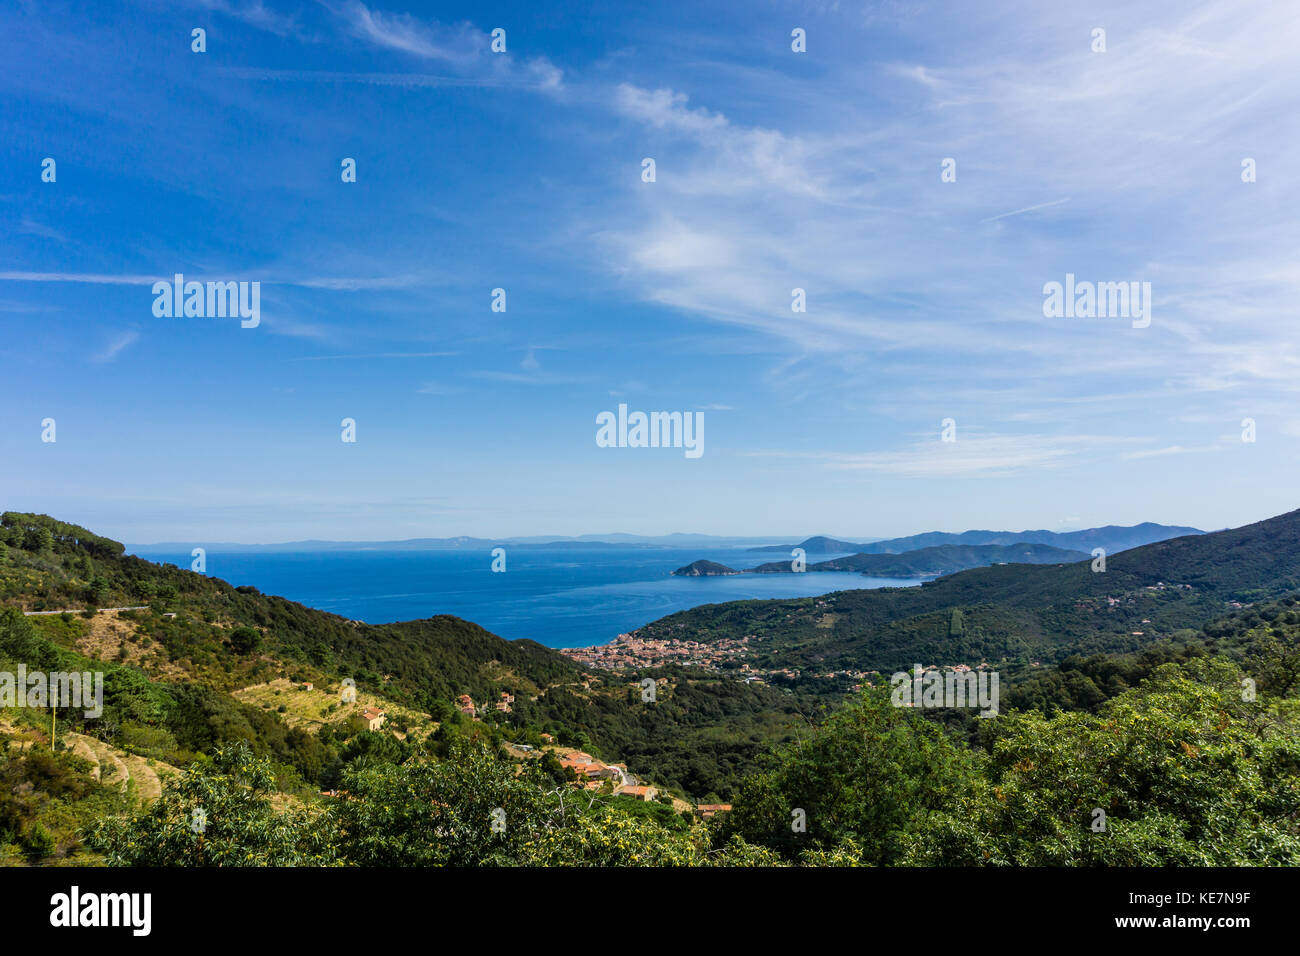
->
[293,682,729,817]
[450,690,729,816]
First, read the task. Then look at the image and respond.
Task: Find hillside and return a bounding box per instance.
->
[747,542,1088,576]
[635,508,1300,675]
[0,512,820,803]
[0,512,581,701]
[3,509,1299,866]
[3,506,1297,815]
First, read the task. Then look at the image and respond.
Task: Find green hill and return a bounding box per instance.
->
[3,509,1299,866]
[634,508,1300,674]
[3,505,1298,818]
[671,560,740,576]
[0,511,817,804]
[748,542,1088,576]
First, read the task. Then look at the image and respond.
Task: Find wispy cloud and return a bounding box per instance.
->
[288,351,456,362]
[92,330,139,363]
[338,0,481,64]
[329,1,563,91]
[183,0,298,36]
[978,198,1070,223]
[1121,443,1224,460]
[747,433,1141,478]
[0,271,430,290]
[16,218,67,241]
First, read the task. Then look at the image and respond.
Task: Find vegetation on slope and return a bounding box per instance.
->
[3,508,1300,866]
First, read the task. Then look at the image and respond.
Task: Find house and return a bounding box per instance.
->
[301,682,314,691]
[615,785,659,802]
[696,804,732,820]
[361,706,386,731]
[456,695,476,718]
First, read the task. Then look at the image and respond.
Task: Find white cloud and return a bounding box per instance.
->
[92,330,139,363]
[587,0,1300,422]
[334,2,564,91]
[745,433,1140,478]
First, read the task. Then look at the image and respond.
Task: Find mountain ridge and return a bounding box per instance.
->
[746,522,1203,554]
[645,508,1300,676]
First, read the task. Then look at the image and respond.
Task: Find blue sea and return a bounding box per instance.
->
[129,547,919,649]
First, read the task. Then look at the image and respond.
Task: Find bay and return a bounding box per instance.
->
[129,547,921,649]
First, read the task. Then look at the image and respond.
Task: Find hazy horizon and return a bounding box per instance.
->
[120,517,1215,550]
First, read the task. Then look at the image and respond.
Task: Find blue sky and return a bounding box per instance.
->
[2,0,1298,543]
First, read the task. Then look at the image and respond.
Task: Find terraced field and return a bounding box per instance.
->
[65,732,176,803]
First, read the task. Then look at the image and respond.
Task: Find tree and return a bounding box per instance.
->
[22,526,52,553]
[83,743,336,866]
[720,687,975,863]
[87,578,110,607]
[903,658,1300,865]
[334,743,743,867]
[229,626,262,655]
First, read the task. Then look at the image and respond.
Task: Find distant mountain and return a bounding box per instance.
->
[508,533,804,547]
[748,535,876,554]
[748,543,1089,577]
[746,523,1201,556]
[637,508,1300,676]
[129,536,504,553]
[672,559,741,576]
[128,532,805,553]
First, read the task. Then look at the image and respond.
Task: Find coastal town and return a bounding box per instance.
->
[561,631,754,670]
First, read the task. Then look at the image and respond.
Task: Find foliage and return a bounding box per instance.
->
[83,743,336,865]
[719,687,974,863]
[903,658,1300,865]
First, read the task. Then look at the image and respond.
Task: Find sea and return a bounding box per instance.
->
[128,546,920,649]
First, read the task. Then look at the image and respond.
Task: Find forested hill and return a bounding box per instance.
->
[3,507,1297,805]
[747,542,1087,576]
[635,508,1300,673]
[0,511,815,801]
[0,511,580,706]
[4,508,1300,859]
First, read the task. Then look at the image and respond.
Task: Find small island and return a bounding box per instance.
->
[671,559,740,576]
[674,542,1090,579]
